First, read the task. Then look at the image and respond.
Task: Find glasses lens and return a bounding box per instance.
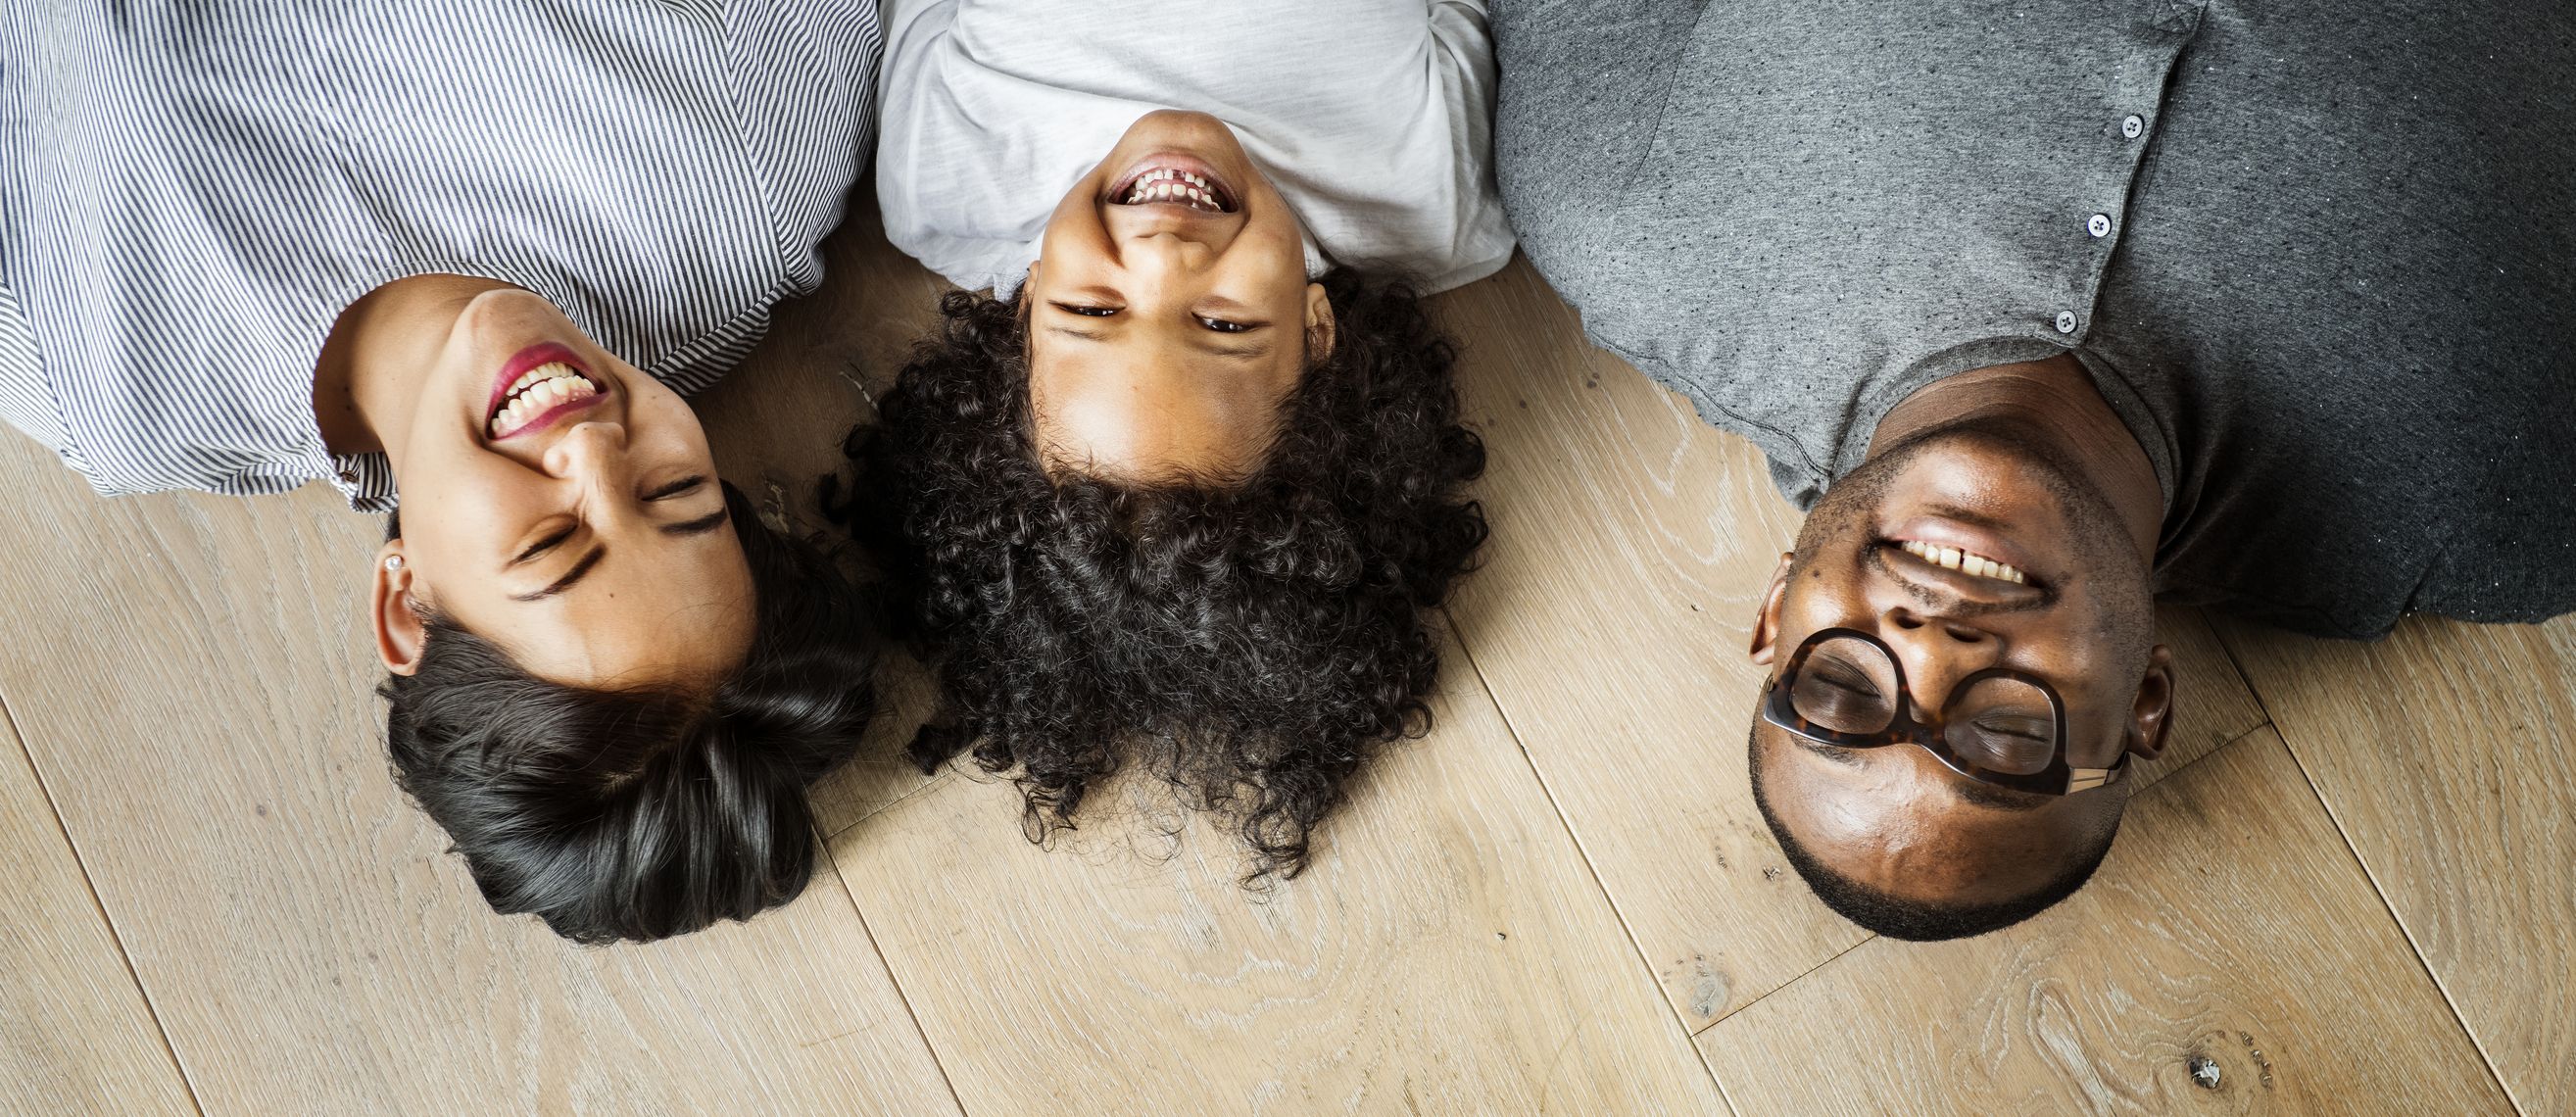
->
[1943,676,2059,775]
[1790,636,1900,734]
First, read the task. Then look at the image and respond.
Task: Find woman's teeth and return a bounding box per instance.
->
[1120,168,1225,213]
[489,362,599,437]
[1899,539,2029,585]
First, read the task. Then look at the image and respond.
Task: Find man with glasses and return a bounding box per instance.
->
[1488,1,2575,938]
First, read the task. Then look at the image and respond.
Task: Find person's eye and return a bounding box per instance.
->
[1196,316,1254,333]
[1971,717,2052,743]
[512,523,575,564]
[1052,303,1119,317]
[642,474,706,502]
[1809,659,1883,699]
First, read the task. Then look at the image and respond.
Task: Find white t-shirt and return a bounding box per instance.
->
[875,0,1516,296]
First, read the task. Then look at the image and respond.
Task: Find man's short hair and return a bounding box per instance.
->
[381,482,875,944]
[1747,725,2116,941]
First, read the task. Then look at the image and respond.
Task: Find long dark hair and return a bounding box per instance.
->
[833,271,1486,882]
[381,482,875,944]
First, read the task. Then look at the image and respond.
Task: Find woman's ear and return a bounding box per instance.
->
[370,544,426,676]
[2126,643,2177,759]
[1303,282,1337,358]
[1747,551,1796,665]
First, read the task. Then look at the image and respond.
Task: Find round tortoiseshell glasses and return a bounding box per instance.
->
[1761,627,2126,796]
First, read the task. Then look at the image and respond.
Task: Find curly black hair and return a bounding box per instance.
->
[831,270,1486,882]
[381,482,877,944]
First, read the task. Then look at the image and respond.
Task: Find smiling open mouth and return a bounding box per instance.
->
[1112,164,1236,214]
[1895,539,2029,585]
[487,346,606,440]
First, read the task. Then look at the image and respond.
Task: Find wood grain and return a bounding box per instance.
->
[0,424,957,1113]
[2216,613,2576,1115]
[1698,729,2513,1115]
[694,203,955,832]
[0,704,195,1115]
[1428,258,2271,1029]
[827,632,1730,1116]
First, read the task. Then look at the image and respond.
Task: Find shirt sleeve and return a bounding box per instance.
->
[0,280,67,457]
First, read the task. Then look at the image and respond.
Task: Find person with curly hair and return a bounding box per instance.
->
[846,1,1516,880]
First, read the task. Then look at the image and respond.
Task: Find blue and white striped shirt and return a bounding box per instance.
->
[0,1,882,510]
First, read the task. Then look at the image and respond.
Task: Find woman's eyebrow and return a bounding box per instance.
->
[510,546,606,602]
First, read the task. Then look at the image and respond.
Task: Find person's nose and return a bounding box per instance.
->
[1882,605,2004,719]
[1120,230,1212,277]
[542,421,632,497]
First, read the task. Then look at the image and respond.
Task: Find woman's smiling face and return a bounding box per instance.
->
[370,287,754,690]
[1024,110,1334,481]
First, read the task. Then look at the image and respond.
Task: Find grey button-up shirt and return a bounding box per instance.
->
[1492,0,2576,638]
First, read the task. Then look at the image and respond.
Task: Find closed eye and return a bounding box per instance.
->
[644,475,705,502]
[512,524,575,565]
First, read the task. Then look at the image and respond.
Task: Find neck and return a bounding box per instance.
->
[1868,354,2164,558]
[312,274,510,460]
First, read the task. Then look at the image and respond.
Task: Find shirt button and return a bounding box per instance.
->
[2087,213,2114,238]
[2121,114,2145,138]
[2055,311,2079,334]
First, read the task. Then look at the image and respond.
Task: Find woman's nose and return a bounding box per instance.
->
[543,421,630,480]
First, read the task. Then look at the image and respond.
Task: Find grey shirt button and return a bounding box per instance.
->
[2087,213,2114,237]
[2121,114,2145,138]
[2055,310,2079,334]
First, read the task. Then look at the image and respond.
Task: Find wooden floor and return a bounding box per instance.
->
[4,200,2566,1116]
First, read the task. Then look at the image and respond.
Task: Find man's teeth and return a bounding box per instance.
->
[1898,539,2028,585]
[1121,168,1224,212]
[489,362,598,436]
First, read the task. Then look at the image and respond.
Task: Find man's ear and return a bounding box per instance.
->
[370,543,426,676]
[2125,643,2177,759]
[1303,282,1337,358]
[1747,551,1796,665]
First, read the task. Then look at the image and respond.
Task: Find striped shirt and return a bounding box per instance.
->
[0,1,883,511]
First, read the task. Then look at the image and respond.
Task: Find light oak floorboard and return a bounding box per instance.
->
[2215,613,2576,1115]
[0,421,954,1111]
[1430,258,2269,1028]
[1698,729,2512,1115]
[695,203,954,831]
[827,633,1731,1116]
[0,702,195,1115]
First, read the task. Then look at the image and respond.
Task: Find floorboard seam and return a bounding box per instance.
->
[1435,606,1744,1117]
[0,688,207,1117]
[810,818,973,1116]
[1692,931,1876,1037]
[2208,624,2527,1115]
[1690,720,2278,1038]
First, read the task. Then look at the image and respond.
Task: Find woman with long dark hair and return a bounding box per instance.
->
[1,3,887,943]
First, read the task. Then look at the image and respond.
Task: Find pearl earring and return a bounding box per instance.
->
[385,556,404,572]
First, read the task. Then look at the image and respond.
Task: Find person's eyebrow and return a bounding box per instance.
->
[1045,325,1107,342]
[510,546,606,603]
[1951,777,2051,812]
[661,508,729,537]
[1796,739,1866,767]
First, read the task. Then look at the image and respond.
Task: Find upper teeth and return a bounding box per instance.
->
[1121,168,1224,212]
[1899,540,2028,585]
[489,362,598,437]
